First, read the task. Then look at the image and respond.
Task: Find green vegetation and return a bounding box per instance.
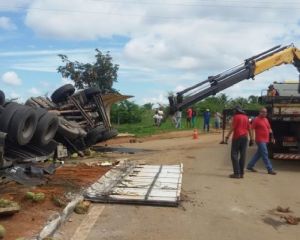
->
[58,50,119,92]
[112,94,263,137]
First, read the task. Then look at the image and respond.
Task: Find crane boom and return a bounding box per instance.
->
[169,44,300,113]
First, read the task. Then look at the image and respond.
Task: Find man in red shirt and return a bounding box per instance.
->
[225,106,253,178]
[247,108,276,175]
[186,108,192,128]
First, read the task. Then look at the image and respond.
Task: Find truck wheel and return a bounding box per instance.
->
[51,84,75,104]
[84,87,101,101]
[0,90,5,106]
[9,107,37,145]
[85,126,106,146]
[32,113,59,146]
[0,103,22,132]
[57,118,86,140]
[101,129,118,141]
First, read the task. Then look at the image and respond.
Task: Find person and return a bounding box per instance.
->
[246,107,277,175]
[186,108,192,128]
[267,84,279,96]
[153,110,162,127]
[192,108,197,128]
[214,111,222,129]
[174,110,182,129]
[225,106,253,179]
[158,108,164,122]
[203,109,210,132]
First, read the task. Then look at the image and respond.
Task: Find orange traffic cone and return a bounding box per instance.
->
[193,129,199,139]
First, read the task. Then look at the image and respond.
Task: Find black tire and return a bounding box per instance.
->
[85,126,106,146]
[101,128,118,141]
[57,117,86,140]
[0,90,5,106]
[0,102,22,132]
[32,113,59,146]
[51,84,75,104]
[9,107,37,145]
[84,87,101,100]
[35,108,48,119]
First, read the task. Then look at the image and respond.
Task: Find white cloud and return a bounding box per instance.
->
[2,71,22,85]
[3,0,300,104]
[0,17,16,30]
[28,87,41,95]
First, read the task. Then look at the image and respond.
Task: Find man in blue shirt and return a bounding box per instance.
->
[203,109,210,132]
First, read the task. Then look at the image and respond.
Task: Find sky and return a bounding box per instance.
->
[0,0,300,106]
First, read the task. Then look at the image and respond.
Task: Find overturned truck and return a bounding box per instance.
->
[0,84,131,169]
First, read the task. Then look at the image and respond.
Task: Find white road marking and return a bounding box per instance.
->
[70,205,105,240]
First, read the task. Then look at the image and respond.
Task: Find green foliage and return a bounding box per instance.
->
[112,94,263,137]
[111,100,143,124]
[57,50,119,92]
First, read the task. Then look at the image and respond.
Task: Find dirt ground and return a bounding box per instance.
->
[55,131,300,240]
[0,163,110,240]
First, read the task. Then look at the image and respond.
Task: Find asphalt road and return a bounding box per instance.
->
[55,132,300,240]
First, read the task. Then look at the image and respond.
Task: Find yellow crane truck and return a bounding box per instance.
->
[168,43,300,160]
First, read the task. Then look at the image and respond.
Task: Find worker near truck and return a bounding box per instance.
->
[247,107,277,175]
[203,109,211,132]
[225,106,253,179]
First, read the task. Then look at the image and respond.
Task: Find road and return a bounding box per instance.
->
[55,132,300,240]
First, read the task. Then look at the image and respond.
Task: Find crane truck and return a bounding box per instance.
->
[168,43,300,160]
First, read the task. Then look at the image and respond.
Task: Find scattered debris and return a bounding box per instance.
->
[74,201,91,214]
[51,195,67,208]
[0,199,20,216]
[0,224,6,239]
[71,153,79,158]
[280,215,300,225]
[277,206,291,213]
[25,192,45,203]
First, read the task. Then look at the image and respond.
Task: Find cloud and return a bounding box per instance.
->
[2,71,22,85]
[0,17,17,30]
[28,87,41,95]
[4,0,300,104]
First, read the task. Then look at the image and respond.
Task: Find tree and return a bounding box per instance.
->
[57,49,119,92]
[111,100,143,124]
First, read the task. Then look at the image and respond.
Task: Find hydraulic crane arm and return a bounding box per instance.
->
[169,44,300,113]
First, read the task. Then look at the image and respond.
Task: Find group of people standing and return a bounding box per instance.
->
[225,106,276,178]
[171,108,222,130]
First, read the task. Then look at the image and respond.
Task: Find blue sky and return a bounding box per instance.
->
[0,0,300,105]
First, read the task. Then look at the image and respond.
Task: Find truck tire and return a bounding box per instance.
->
[84,87,101,101]
[0,90,5,106]
[101,128,118,141]
[84,126,106,146]
[32,113,59,146]
[57,117,87,140]
[51,84,75,104]
[9,107,37,145]
[0,103,22,132]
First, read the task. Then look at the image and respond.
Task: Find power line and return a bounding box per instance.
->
[0,4,299,25]
[90,0,300,8]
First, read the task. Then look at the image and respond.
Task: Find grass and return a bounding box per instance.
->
[113,111,211,137]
